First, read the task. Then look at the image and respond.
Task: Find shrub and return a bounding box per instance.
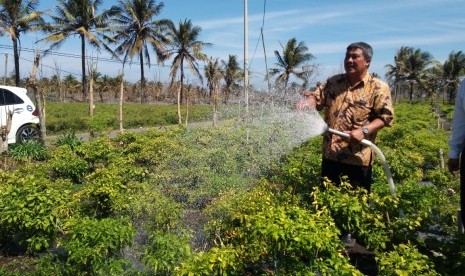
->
[143,230,192,274]
[47,146,91,184]
[77,158,149,218]
[198,182,359,275]
[377,243,438,276]
[8,140,50,162]
[0,171,71,253]
[53,131,83,150]
[76,136,117,166]
[1,102,462,275]
[59,217,135,275]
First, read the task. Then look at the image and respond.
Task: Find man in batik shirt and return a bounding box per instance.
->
[297,42,394,192]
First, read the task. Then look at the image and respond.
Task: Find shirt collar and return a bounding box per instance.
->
[346,72,372,90]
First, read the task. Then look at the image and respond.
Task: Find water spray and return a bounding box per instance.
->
[252,106,396,195]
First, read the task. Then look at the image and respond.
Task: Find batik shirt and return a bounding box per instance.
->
[309,73,394,166]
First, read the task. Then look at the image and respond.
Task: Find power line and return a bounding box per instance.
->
[249,0,268,69]
[1,43,269,83]
[0,44,172,69]
[249,0,270,89]
[19,56,82,78]
[261,0,271,92]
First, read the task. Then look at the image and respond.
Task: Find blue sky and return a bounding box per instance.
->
[1,0,464,89]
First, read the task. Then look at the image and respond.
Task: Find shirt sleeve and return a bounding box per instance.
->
[373,80,394,127]
[307,80,327,111]
[449,80,465,159]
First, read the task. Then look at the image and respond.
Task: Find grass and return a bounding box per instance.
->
[8,140,50,162]
[45,102,217,134]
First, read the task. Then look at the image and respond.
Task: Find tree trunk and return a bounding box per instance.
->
[393,82,398,104]
[224,84,231,104]
[177,60,184,125]
[180,63,184,104]
[0,111,13,154]
[185,88,189,127]
[29,53,46,143]
[448,85,455,104]
[140,52,145,104]
[213,83,218,126]
[409,82,414,104]
[81,35,88,101]
[119,69,124,134]
[89,71,94,117]
[59,79,64,102]
[54,62,64,102]
[12,38,20,87]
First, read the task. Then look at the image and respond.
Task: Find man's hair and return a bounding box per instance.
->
[347,42,373,61]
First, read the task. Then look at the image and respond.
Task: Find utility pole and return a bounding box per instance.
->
[3,53,8,85]
[244,0,249,114]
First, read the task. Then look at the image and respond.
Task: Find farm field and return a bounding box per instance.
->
[0,0,463,273]
[0,102,464,275]
[44,102,218,135]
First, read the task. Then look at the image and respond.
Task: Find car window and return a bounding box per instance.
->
[0,88,25,106]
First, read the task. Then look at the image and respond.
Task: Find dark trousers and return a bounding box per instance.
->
[321,158,373,193]
[461,148,465,226]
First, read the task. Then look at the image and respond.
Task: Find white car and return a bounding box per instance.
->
[0,85,39,144]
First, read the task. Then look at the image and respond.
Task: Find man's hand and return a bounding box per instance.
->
[448,158,460,173]
[296,95,316,111]
[345,128,365,145]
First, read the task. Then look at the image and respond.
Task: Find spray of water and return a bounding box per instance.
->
[240,106,328,174]
[250,106,326,145]
[243,105,396,194]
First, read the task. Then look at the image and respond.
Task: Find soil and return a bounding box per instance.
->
[346,242,378,275]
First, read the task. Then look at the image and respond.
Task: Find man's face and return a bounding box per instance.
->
[344,48,370,77]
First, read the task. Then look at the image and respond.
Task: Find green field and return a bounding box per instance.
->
[45,102,218,134]
[0,102,463,275]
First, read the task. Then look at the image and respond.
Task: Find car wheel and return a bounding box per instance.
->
[16,124,39,143]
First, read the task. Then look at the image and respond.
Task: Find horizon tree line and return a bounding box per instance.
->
[0,0,464,107]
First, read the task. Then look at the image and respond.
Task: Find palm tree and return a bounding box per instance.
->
[422,61,444,103]
[165,19,211,124]
[221,54,242,104]
[269,38,314,94]
[205,57,222,125]
[397,46,433,103]
[97,74,113,102]
[385,47,407,103]
[63,73,80,99]
[40,0,119,100]
[0,0,44,86]
[205,57,221,102]
[442,51,465,104]
[113,0,172,103]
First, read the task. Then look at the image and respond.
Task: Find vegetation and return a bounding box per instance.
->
[0,0,45,86]
[0,102,464,275]
[113,0,173,104]
[1,0,465,274]
[204,56,222,123]
[269,37,314,91]
[39,0,120,98]
[386,47,465,104]
[221,54,243,104]
[165,19,211,124]
[442,51,465,103]
[44,101,214,134]
[0,0,462,107]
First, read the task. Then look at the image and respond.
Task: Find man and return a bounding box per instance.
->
[448,78,465,228]
[297,42,394,192]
